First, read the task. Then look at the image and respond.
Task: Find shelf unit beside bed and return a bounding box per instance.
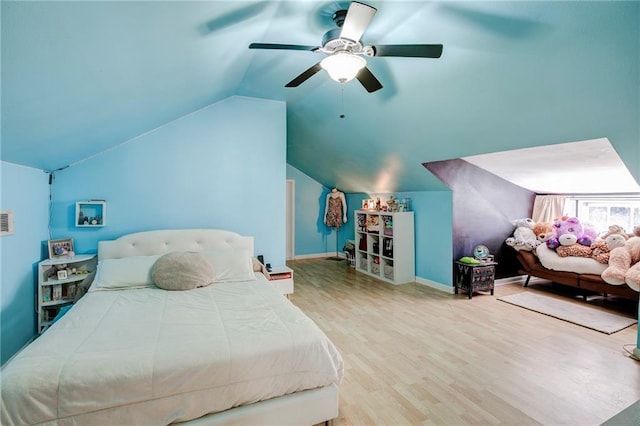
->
[37,254,97,334]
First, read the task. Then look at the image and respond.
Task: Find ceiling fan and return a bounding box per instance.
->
[249,1,443,93]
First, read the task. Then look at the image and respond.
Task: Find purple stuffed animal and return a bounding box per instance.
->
[546,216,594,249]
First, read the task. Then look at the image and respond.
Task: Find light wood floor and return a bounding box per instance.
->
[288,258,640,426]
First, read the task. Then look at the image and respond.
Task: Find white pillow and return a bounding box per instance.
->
[91,255,161,291]
[201,249,256,282]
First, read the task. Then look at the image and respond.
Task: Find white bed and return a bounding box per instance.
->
[1,229,344,425]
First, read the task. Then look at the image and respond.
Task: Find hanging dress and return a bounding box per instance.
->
[325,196,343,228]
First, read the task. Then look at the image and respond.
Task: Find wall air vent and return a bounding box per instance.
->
[1,210,15,236]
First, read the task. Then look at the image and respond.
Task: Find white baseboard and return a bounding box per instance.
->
[414,275,526,294]
[292,252,346,260]
[495,275,527,286]
[415,277,455,294]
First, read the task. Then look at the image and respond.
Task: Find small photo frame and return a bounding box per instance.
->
[48,238,74,259]
[362,199,376,210]
[57,270,68,280]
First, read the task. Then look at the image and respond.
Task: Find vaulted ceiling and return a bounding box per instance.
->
[2,1,639,193]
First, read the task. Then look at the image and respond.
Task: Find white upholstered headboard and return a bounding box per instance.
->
[98,229,253,261]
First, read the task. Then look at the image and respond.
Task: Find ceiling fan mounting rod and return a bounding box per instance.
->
[332,9,348,27]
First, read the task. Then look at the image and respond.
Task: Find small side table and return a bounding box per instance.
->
[268,266,294,298]
[454,261,497,299]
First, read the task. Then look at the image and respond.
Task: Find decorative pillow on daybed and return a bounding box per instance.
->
[151,252,215,291]
[201,248,256,282]
[90,255,162,291]
[536,243,607,275]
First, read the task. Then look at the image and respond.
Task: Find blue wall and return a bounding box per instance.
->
[286,165,356,258]
[355,191,454,287]
[0,162,50,364]
[406,191,453,287]
[286,165,332,257]
[285,165,454,286]
[51,96,287,265]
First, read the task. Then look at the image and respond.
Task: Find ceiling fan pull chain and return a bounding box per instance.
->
[340,84,346,119]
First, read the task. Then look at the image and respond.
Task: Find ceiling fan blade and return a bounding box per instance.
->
[285,62,323,87]
[372,44,443,58]
[356,67,383,93]
[340,2,377,43]
[203,3,271,35]
[249,43,319,51]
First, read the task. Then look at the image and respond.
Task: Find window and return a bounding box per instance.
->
[564,196,640,234]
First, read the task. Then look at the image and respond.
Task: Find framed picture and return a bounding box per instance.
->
[362,199,375,210]
[57,270,68,280]
[48,238,74,259]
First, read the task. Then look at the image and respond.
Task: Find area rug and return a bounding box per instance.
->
[497,292,637,334]
[602,399,640,425]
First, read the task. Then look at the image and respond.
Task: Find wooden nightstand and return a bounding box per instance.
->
[454,261,497,299]
[268,266,294,298]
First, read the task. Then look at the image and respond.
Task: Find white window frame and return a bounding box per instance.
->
[564,195,640,234]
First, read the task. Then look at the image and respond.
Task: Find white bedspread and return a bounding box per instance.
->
[1,274,343,425]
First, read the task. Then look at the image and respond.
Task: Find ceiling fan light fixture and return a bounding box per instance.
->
[320,53,366,83]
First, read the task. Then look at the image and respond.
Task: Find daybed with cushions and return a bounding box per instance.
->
[0,229,344,425]
[516,243,639,301]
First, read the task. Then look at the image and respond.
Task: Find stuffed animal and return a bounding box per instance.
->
[546,216,594,249]
[505,238,536,252]
[47,263,70,279]
[601,236,640,291]
[628,225,640,238]
[600,224,628,240]
[532,222,554,243]
[582,222,598,242]
[556,244,592,258]
[591,234,627,264]
[505,218,539,251]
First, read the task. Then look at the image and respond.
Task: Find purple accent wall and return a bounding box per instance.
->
[424,159,536,278]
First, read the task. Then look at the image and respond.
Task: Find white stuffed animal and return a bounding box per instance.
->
[505,218,540,251]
